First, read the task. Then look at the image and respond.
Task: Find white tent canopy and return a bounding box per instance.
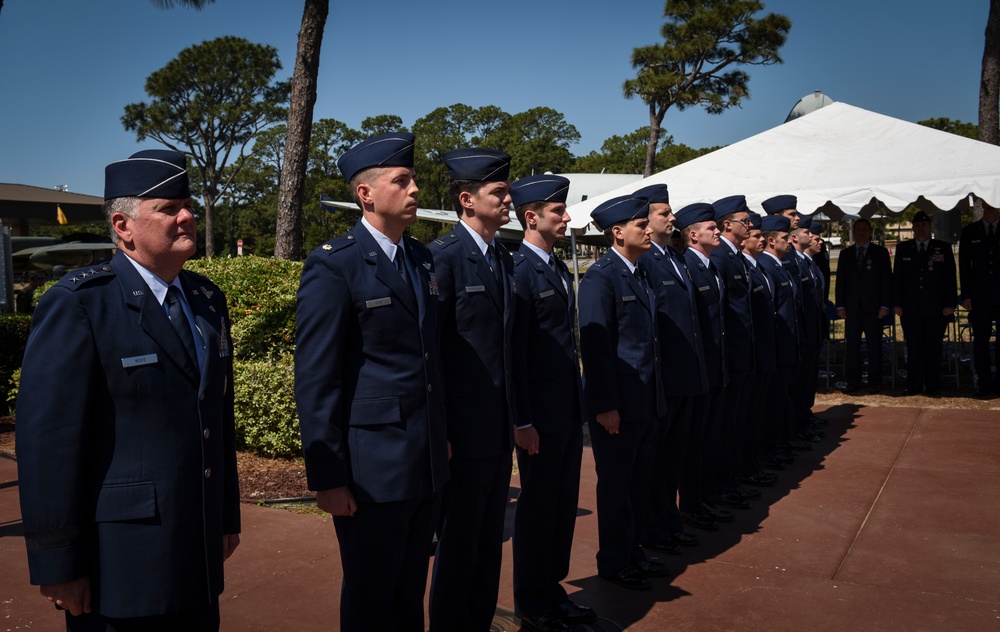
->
[568,101,1000,227]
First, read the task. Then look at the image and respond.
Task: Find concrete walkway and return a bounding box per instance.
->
[2,403,998,631]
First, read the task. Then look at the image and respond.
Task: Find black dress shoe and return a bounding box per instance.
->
[555,600,597,624]
[681,510,719,531]
[636,558,670,578]
[644,540,682,555]
[519,613,570,632]
[796,430,823,442]
[715,493,751,510]
[771,451,796,463]
[760,458,786,471]
[672,531,700,546]
[702,503,735,522]
[842,383,861,394]
[734,485,762,500]
[900,388,919,396]
[601,567,651,591]
[785,440,813,451]
[808,414,829,425]
[741,472,776,486]
[867,385,883,394]
[925,389,941,398]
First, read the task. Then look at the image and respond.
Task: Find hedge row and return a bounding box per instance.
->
[5,255,304,456]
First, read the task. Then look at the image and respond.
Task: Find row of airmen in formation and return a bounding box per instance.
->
[293,131,850,632]
[295,133,996,632]
[15,132,1000,632]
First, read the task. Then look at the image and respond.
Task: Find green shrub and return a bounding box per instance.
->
[6,368,21,413]
[233,355,301,457]
[0,314,31,407]
[186,255,302,361]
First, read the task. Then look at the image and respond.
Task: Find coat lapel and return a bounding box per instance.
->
[352,222,419,320]
[456,228,503,312]
[114,254,200,385]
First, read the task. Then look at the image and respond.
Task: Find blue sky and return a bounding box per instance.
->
[0,0,990,197]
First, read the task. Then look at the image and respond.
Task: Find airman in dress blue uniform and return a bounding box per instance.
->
[893,211,957,396]
[16,150,240,631]
[295,132,449,631]
[756,215,801,469]
[709,195,760,510]
[740,214,779,486]
[674,202,733,531]
[428,148,517,631]
[634,184,707,552]
[509,174,596,632]
[579,195,667,591]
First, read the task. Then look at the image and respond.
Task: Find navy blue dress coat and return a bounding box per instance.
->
[428,226,517,457]
[711,239,754,374]
[16,252,240,619]
[295,220,449,503]
[758,253,800,366]
[684,249,728,388]
[578,252,664,423]
[640,244,708,397]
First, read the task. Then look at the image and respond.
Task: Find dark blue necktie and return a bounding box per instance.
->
[166,286,197,365]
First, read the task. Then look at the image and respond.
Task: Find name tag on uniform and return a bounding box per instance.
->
[662,280,676,286]
[901,257,912,261]
[366,297,392,309]
[753,285,765,293]
[623,295,637,302]
[971,239,982,244]
[466,285,486,293]
[733,274,743,280]
[698,285,710,292]
[538,289,556,298]
[781,281,790,287]
[122,354,158,368]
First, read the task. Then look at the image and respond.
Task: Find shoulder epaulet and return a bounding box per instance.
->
[512,251,528,265]
[58,265,116,291]
[432,232,461,249]
[316,234,355,255]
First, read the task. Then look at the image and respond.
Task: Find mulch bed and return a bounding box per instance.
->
[0,417,310,502]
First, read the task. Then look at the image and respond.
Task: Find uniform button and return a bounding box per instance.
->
[427,384,433,392]
[204,468,212,479]
[199,393,205,401]
[203,428,211,439]
[424,352,429,361]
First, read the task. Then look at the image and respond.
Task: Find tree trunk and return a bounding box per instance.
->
[203,193,216,257]
[980,0,1000,147]
[644,105,660,178]
[274,0,329,261]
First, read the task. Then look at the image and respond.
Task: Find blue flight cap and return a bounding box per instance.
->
[761,194,797,215]
[337,131,415,182]
[510,174,570,207]
[748,213,763,230]
[105,149,190,201]
[444,148,511,182]
[761,215,791,232]
[713,194,748,220]
[591,195,649,230]
[808,220,823,235]
[673,202,716,230]
[632,183,670,205]
[798,215,813,230]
